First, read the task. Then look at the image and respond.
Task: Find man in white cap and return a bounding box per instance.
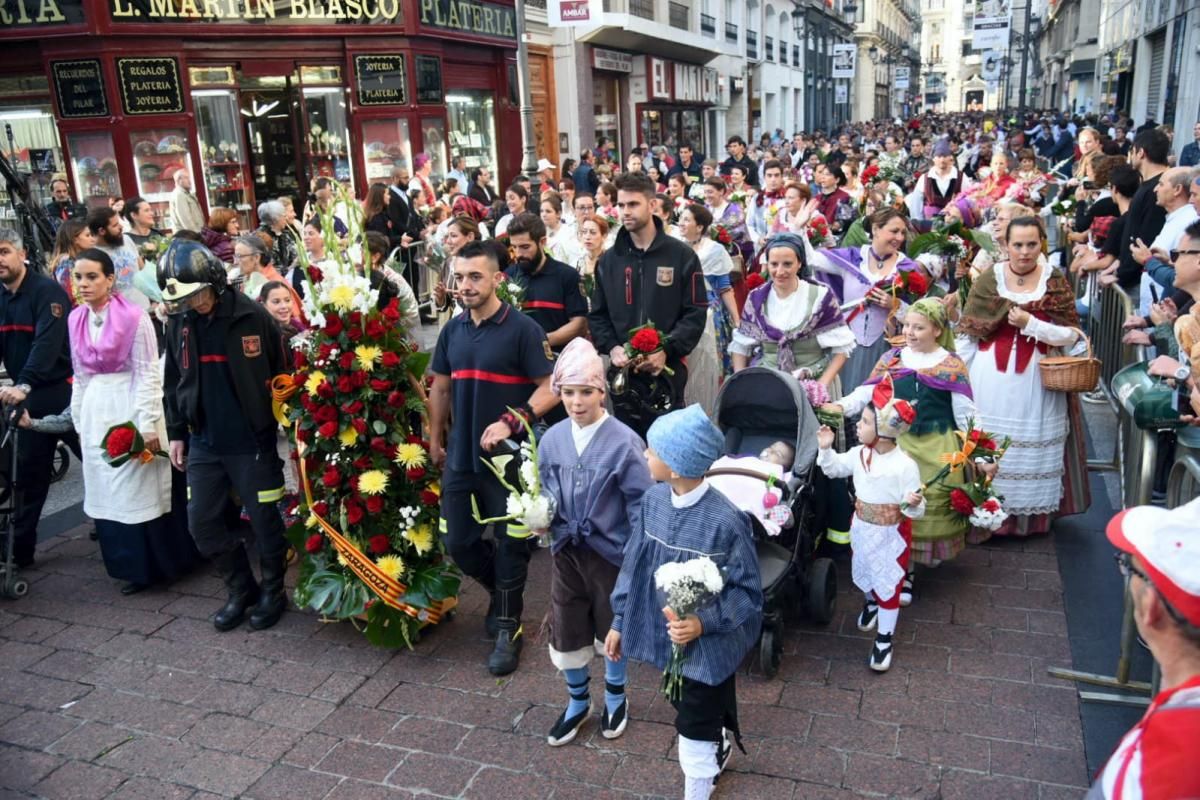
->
[1092,498,1200,799]
[536,158,557,196]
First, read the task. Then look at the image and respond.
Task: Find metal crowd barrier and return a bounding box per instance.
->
[1167,427,1200,508]
[1085,284,1146,495]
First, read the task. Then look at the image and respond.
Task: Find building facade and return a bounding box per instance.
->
[852,0,920,121]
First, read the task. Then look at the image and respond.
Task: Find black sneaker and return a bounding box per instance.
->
[600,695,628,739]
[869,632,894,672]
[547,702,591,746]
[856,601,878,632]
[486,626,523,676]
[714,728,733,783]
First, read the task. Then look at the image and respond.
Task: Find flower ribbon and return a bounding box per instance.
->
[297,446,454,625]
[271,373,299,428]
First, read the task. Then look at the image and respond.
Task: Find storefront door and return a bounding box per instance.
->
[243,86,304,218]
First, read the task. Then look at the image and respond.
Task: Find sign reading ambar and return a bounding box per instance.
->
[418,0,515,41]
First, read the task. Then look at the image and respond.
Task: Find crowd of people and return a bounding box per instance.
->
[5,108,1200,800]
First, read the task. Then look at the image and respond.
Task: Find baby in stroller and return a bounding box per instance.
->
[707,442,797,537]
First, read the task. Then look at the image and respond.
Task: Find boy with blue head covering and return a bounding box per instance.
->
[604,405,763,800]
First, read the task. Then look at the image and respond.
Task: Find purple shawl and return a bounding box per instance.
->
[863,347,974,398]
[813,246,919,347]
[69,292,142,375]
[737,280,847,373]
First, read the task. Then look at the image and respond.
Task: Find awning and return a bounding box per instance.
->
[1070,58,1096,77]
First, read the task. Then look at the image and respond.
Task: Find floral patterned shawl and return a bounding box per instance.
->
[737,280,848,373]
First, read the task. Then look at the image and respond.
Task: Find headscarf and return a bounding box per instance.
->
[906,297,956,352]
[551,337,605,395]
[646,404,724,479]
[953,197,981,229]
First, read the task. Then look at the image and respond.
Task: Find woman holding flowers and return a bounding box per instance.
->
[677,204,740,414]
[808,208,925,391]
[69,248,197,594]
[702,177,753,309]
[965,152,1018,210]
[954,216,1089,537]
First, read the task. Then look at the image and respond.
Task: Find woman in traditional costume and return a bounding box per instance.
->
[68,249,198,593]
[954,216,1089,537]
[965,152,1018,210]
[678,204,740,415]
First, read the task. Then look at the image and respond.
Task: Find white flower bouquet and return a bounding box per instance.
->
[471,410,556,547]
[655,556,724,701]
[496,277,524,311]
[968,497,1009,531]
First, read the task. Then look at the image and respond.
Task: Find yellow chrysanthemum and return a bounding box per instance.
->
[328,284,356,311]
[403,525,434,555]
[355,345,382,372]
[359,470,389,495]
[375,554,405,581]
[304,370,326,396]
[394,443,426,469]
[339,427,359,447]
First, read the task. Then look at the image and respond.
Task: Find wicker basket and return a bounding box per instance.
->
[1039,328,1101,392]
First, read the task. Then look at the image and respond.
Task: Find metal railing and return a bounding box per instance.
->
[725,21,739,43]
[668,1,689,29]
[1167,428,1200,508]
[701,12,716,36]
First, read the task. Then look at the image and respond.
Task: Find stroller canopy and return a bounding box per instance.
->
[713,366,819,476]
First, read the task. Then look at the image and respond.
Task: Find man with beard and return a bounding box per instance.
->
[0,229,74,568]
[429,240,558,676]
[87,207,144,305]
[43,179,85,231]
[587,173,706,439]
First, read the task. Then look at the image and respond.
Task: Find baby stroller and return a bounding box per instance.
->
[706,366,837,677]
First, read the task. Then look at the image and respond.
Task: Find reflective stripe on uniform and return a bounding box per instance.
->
[438,517,448,533]
[257,486,285,504]
[826,528,851,545]
[186,486,191,500]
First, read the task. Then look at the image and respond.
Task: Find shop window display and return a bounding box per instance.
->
[0,104,64,227]
[67,131,123,211]
[361,118,412,184]
[303,87,354,192]
[445,90,496,181]
[193,90,252,230]
[421,116,447,184]
[129,128,195,232]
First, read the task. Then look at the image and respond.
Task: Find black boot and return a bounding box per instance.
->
[212,547,259,632]
[249,552,288,630]
[487,626,523,676]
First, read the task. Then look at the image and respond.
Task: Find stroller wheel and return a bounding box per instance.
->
[759,625,783,677]
[50,444,70,483]
[3,576,28,599]
[805,557,838,625]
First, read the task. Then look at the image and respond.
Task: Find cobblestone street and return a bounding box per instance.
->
[0,521,1089,799]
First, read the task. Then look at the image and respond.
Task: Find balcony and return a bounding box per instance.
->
[668,1,689,30]
[765,35,774,61]
[747,30,758,59]
[726,21,739,43]
[629,0,654,20]
[701,12,716,36]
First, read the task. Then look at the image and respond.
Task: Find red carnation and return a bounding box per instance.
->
[312,501,329,517]
[366,319,386,339]
[339,351,355,369]
[323,315,343,337]
[317,381,335,400]
[906,271,929,296]
[381,351,401,368]
[368,534,390,554]
[317,421,338,439]
[982,498,1001,513]
[105,427,136,458]
[307,266,323,283]
[420,489,440,506]
[387,391,405,407]
[745,272,766,290]
[346,502,364,525]
[366,496,385,514]
[294,350,308,369]
[321,466,341,488]
[978,437,996,451]
[305,534,324,554]
[369,378,391,392]
[406,466,426,481]
[949,488,976,516]
[630,328,661,353]
[351,418,368,435]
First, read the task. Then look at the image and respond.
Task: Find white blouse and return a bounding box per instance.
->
[955,264,1083,364]
[839,346,977,429]
[729,282,857,356]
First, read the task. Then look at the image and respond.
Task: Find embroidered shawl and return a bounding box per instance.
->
[956,265,1078,342]
[737,280,847,373]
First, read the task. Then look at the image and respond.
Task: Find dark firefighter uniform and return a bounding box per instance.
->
[0,268,74,566]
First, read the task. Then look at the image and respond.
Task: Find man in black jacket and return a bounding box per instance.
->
[0,228,74,568]
[720,136,760,188]
[43,179,86,231]
[587,173,707,438]
[386,166,423,291]
[1114,129,1170,290]
[160,240,291,633]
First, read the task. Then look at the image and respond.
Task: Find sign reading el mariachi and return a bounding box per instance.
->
[107,0,402,24]
[418,0,515,41]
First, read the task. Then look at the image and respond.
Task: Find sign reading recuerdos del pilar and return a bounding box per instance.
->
[418,0,515,41]
[51,59,108,118]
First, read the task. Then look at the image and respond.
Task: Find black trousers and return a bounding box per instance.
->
[440,466,532,630]
[185,438,287,562]
[611,362,688,441]
[11,380,74,564]
[671,673,742,748]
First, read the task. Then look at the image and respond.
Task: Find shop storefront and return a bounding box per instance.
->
[0,0,521,233]
[631,57,718,155]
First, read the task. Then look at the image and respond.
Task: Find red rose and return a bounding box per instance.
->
[351,418,368,435]
[352,456,372,470]
[366,496,385,514]
[978,437,996,451]
[313,404,337,424]
[322,466,341,488]
[294,350,308,369]
[317,381,335,400]
[949,488,976,516]
[350,371,367,389]
[305,534,324,554]
[745,272,766,290]
[323,315,343,337]
[346,400,364,414]
[381,351,402,368]
[312,501,329,517]
[294,427,309,444]
[346,326,363,342]
[982,498,1001,513]
[369,378,391,392]
[336,375,353,394]
[317,421,338,439]
[349,311,363,326]
[406,466,426,481]
[339,351,355,369]
[369,436,390,454]
[420,489,440,506]
[307,266,323,283]
[366,319,386,339]
[406,434,423,444]
[382,301,400,322]
[629,328,661,353]
[346,502,364,525]
[906,271,929,295]
[105,427,136,458]
[318,342,334,360]
[387,391,405,407]
[368,534,390,554]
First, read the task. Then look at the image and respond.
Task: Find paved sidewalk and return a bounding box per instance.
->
[0,525,1088,799]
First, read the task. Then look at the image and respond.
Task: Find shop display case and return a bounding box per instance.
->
[445,90,496,178]
[67,131,122,211]
[360,118,411,183]
[129,128,194,231]
[420,116,447,184]
[303,87,354,194]
[193,90,253,230]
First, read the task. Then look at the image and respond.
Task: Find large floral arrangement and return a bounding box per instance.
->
[283,197,460,648]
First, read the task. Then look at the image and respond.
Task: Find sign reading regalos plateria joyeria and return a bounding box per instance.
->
[116,56,183,115]
[418,0,515,41]
[108,0,402,25]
